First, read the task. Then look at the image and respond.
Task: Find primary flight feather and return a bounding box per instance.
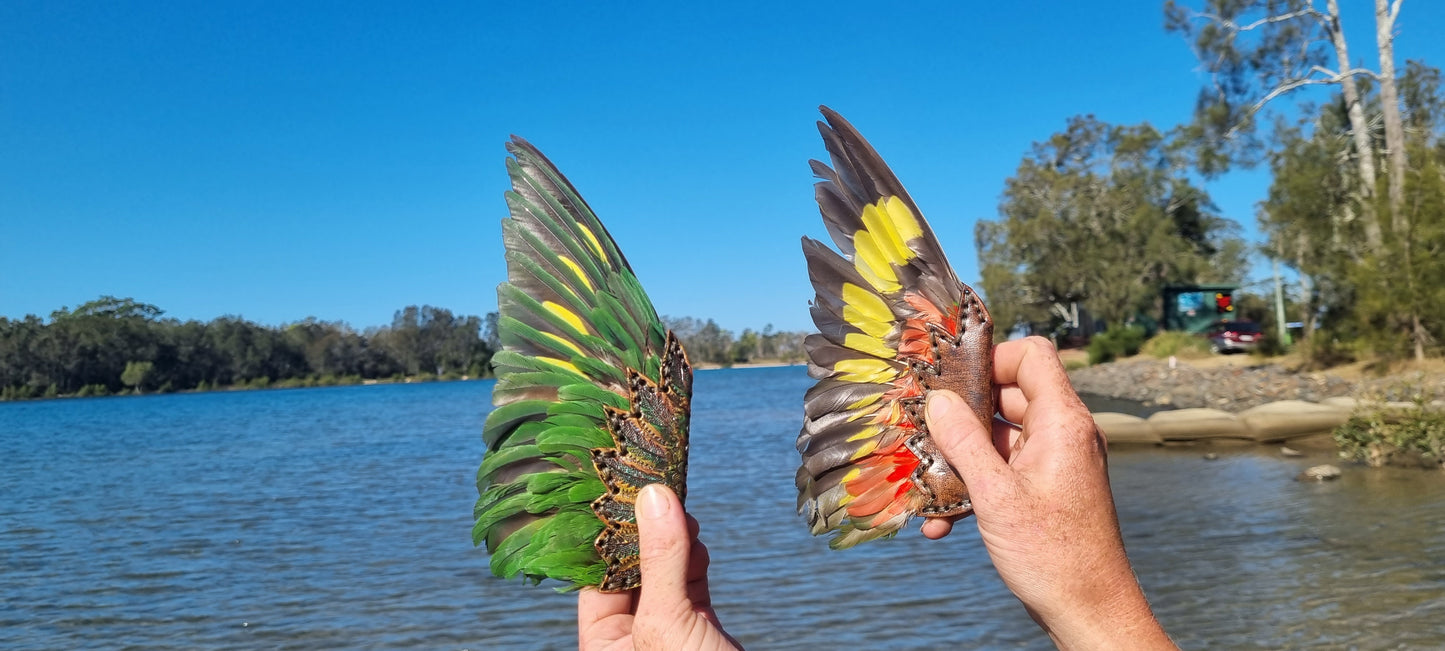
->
[796,107,998,549]
[473,137,692,592]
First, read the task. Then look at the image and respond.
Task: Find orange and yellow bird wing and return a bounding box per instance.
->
[796,107,996,549]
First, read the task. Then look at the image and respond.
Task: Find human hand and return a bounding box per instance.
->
[577,484,743,651]
[920,337,1175,650]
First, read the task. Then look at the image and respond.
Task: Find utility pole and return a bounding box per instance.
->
[1273,259,1290,346]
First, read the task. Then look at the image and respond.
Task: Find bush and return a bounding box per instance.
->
[1140,331,1212,359]
[1087,326,1147,365]
[1251,330,1288,358]
[76,384,110,397]
[1,384,34,401]
[1335,403,1445,469]
[1298,329,1355,369]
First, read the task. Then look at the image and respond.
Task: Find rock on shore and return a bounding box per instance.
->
[1068,357,1357,412]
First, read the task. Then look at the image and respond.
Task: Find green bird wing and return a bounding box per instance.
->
[475,137,693,592]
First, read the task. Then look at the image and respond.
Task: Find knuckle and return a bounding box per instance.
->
[1022,335,1054,349]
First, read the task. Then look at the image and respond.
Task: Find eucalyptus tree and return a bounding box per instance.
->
[980,116,1245,336]
[1262,61,1445,359]
[1166,0,1409,248]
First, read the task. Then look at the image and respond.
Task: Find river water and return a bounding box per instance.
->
[2,366,1441,649]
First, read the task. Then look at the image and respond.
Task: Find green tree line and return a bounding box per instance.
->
[660,317,810,366]
[0,296,494,400]
[0,296,811,401]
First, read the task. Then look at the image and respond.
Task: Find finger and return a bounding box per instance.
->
[920,416,1015,541]
[992,337,1083,408]
[577,586,635,634]
[686,540,712,603]
[920,517,953,539]
[686,538,710,582]
[997,384,1028,425]
[925,389,1011,492]
[635,483,693,616]
[686,513,700,540]
[992,417,1025,461]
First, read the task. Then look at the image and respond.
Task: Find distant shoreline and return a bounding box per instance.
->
[3,364,818,402]
[692,360,807,371]
[1,374,487,403]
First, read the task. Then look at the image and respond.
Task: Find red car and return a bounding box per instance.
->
[1204,320,1264,354]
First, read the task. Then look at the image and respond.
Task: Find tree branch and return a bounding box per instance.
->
[1189,7,1325,33]
[1237,67,1381,132]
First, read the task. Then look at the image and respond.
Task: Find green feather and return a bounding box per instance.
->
[482,400,552,447]
[535,425,610,452]
[567,476,605,501]
[477,444,545,479]
[475,136,692,592]
[491,517,548,579]
[556,383,630,411]
[473,491,532,541]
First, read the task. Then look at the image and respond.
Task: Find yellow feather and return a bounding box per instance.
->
[847,424,882,442]
[842,283,892,323]
[834,357,897,384]
[843,332,893,358]
[860,201,911,266]
[540,331,584,357]
[576,223,607,260]
[882,197,924,249]
[843,307,892,339]
[850,438,879,459]
[539,357,584,376]
[855,264,901,294]
[846,393,883,411]
[840,467,862,483]
[852,232,898,288]
[558,256,594,292]
[543,301,588,334]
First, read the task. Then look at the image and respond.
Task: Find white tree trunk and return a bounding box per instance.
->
[1325,0,1383,250]
[1375,0,1407,237]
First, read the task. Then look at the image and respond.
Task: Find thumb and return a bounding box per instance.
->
[925,389,1010,488]
[634,483,692,618]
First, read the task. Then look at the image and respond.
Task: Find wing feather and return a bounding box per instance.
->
[797,107,995,549]
[475,137,692,591]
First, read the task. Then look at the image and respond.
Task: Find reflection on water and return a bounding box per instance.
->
[1,367,1441,649]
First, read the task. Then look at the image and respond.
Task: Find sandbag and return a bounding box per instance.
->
[1092,412,1161,445]
[1147,408,1250,441]
[1237,400,1350,442]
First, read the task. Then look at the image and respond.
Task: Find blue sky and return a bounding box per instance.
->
[4,2,1443,333]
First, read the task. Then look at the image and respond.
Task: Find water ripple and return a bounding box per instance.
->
[1,370,1442,649]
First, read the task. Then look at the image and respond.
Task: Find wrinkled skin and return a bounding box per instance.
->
[579,337,1175,651]
[919,337,1177,650]
[578,485,743,651]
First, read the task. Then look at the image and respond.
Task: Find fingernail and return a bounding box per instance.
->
[926,390,961,422]
[637,484,670,520]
